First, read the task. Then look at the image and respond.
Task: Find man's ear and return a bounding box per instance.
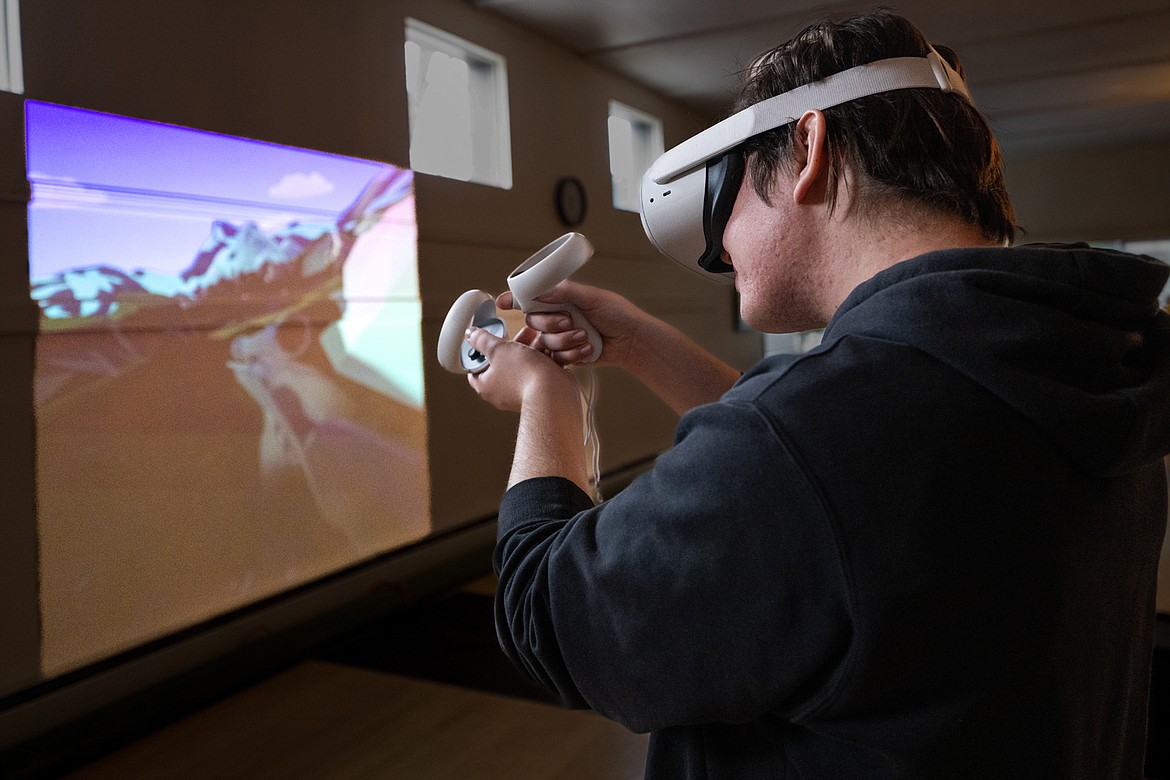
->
[792,109,828,205]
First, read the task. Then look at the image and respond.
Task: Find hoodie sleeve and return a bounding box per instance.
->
[493,398,853,733]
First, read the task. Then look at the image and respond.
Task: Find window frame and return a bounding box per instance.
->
[404,18,512,189]
[607,100,663,212]
[0,0,22,95]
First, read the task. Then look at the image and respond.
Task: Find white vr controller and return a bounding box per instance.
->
[437,232,603,374]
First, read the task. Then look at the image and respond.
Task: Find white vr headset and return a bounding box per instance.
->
[639,50,971,282]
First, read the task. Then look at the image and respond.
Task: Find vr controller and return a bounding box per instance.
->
[437,232,603,374]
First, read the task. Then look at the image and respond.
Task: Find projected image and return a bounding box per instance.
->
[27,101,430,676]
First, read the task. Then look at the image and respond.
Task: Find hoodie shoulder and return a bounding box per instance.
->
[822,244,1170,473]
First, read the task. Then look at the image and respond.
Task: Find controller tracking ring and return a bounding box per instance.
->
[437,289,506,374]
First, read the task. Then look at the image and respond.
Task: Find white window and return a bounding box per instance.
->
[404,18,511,189]
[0,0,22,94]
[608,100,663,212]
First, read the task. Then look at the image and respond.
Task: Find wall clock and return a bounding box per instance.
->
[555,176,587,227]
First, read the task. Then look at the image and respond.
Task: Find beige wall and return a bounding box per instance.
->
[1005,141,1170,244]
[0,84,38,702]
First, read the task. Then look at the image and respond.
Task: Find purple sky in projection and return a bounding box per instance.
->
[25,101,394,280]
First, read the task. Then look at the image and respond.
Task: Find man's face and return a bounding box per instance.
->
[721,168,826,334]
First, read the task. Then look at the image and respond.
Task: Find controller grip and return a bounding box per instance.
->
[507,233,603,363]
[519,300,603,363]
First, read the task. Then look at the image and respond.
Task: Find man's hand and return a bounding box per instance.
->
[496,280,639,368]
[497,280,742,415]
[465,324,591,493]
[465,325,580,413]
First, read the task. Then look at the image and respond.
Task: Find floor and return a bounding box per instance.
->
[61,575,650,780]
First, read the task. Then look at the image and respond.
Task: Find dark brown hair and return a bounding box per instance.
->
[737,9,1016,243]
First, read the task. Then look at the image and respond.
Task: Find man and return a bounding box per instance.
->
[465,10,1170,778]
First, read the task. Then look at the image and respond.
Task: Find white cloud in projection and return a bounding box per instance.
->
[268,171,336,201]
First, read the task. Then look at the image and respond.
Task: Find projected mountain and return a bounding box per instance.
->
[31,166,412,329]
[33,265,158,321]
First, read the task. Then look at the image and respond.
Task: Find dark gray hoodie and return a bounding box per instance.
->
[495,243,1170,779]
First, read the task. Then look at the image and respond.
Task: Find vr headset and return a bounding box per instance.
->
[639,50,970,282]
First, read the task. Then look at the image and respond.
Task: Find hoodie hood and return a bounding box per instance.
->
[827,243,1170,475]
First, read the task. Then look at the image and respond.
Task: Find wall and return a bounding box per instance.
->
[0,0,761,731]
[0,85,38,714]
[1005,141,1170,244]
